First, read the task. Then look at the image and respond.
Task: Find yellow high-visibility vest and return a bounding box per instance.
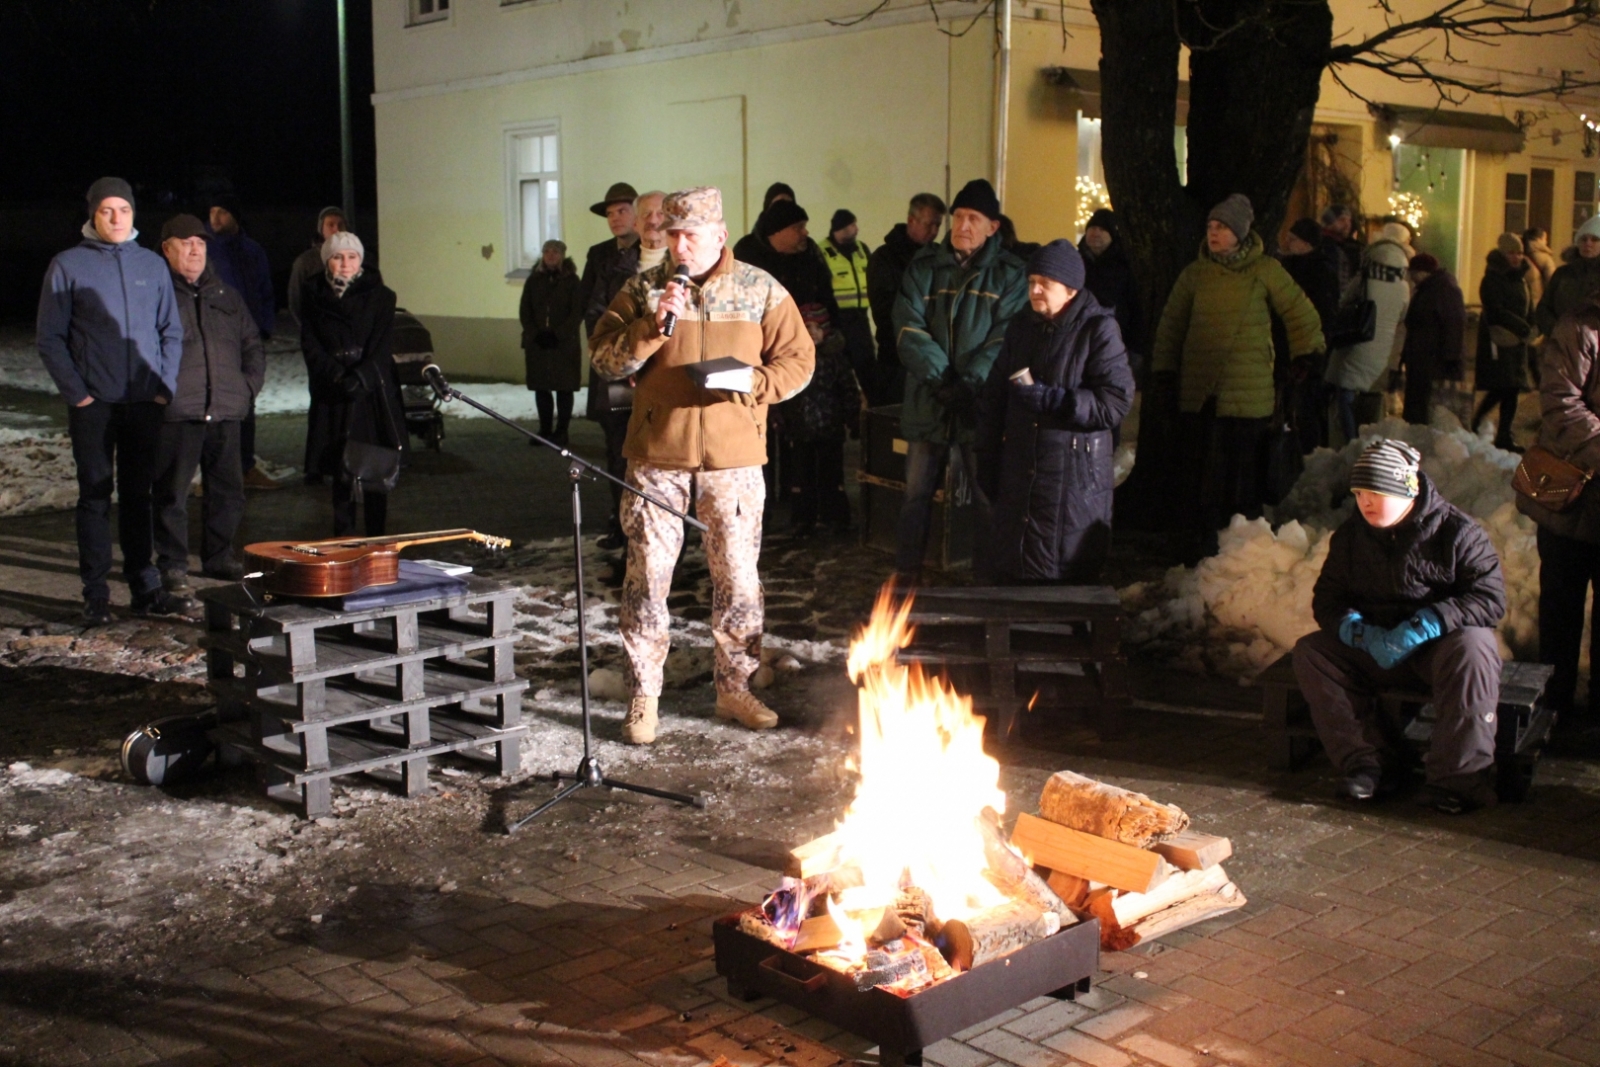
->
[820,238,871,310]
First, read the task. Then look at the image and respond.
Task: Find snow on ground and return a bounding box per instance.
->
[1122,410,1541,681]
[0,433,78,517]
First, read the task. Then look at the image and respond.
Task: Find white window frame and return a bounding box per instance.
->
[407,0,452,28]
[503,121,563,279]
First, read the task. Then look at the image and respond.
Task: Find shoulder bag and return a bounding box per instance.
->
[1328,265,1377,350]
[1512,445,1593,512]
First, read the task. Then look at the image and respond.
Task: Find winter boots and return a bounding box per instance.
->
[716,689,779,730]
[623,696,658,745]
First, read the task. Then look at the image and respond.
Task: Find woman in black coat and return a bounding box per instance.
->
[1471,239,1536,450]
[520,239,584,446]
[301,232,404,536]
[976,241,1135,582]
[1398,254,1466,425]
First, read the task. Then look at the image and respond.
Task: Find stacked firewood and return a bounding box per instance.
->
[1008,771,1245,951]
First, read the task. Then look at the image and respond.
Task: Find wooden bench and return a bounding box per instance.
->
[1258,653,1555,800]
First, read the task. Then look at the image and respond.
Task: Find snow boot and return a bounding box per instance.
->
[716,689,778,731]
[623,696,658,745]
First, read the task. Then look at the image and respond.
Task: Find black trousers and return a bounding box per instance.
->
[1472,389,1520,447]
[240,409,256,471]
[1402,365,1433,425]
[67,399,164,602]
[600,409,630,535]
[535,390,574,433]
[1536,525,1600,713]
[786,437,849,527]
[837,308,877,404]
[1177,397,1268,558]
[1293,627,1500,790]
[152,419,245,574]
[332,483,388,537]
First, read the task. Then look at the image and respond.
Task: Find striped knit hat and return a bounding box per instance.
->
[1350,439,1421,499]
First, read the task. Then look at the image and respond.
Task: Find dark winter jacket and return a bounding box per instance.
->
[867,223,926,369]
[287,245,323,322]
[300,269,404,479]
[206,228,274,337]
[975,290,1135,582]
[739,237,839,320]
[1535,246,1600,337]
[779,328,860,443]
[36,224,183,406]
[1519,293,1600,543]
[1079,236,1143,363]
[1313,472,1505,635]
[893,231,1029,444]
[520,259,584,392]
[580,236,640,336]
[1475,250,1535,393]
[165,267,265,423]
[1151,232,1325,418]
[1279,244,1341,341]
[1399,270,1467,381]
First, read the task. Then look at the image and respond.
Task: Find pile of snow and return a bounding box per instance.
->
[1123,412,1541,680]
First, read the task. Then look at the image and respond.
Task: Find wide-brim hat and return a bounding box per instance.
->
[590,182,639,217]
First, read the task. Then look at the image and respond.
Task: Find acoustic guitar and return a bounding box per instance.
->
[244,528,512,597]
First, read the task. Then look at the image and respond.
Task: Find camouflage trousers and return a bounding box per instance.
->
[619,462,765,696]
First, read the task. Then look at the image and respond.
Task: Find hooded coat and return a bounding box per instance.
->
[165,267,265,423]
[1536,247,1600,337]
[892,230,1029,443]
[867,223,925,368]
[1519,293,1600,543]
[1313,471,1505,635]
[36,223,183,407]
[1325,237,1411,391]
[520,258,584,392]
[975,290,1135,582]
[1399,270,1467,381]
[300,269,404,479]
[1152,231,1325,417]
[1475,249,1536,393]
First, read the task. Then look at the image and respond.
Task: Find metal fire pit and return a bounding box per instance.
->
[713,913,1100,1066]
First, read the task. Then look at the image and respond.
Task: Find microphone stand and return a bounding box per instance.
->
[420,367,708,832]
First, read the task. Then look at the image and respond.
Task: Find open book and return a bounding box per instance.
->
[685,356,755,393]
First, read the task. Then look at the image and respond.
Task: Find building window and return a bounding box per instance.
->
[1504,173,1528,235]
[504,123,561,276]
[408,0,450,26]
[1576,171,1597,234]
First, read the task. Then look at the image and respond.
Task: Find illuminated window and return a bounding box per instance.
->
[505,123,562,275]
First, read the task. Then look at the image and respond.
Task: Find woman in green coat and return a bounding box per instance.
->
[1151,194,1325,558]
[1471,235,1536,451]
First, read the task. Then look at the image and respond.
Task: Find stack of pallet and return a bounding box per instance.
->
[1008,771,1245,950]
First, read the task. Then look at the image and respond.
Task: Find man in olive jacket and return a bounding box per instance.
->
[151,214,265,591]
[890,179,1028,579]
[591,186,815,746]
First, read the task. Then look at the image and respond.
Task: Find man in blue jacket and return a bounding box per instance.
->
[37,177,186,625]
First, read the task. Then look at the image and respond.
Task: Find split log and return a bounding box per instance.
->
[1037,771,1189,847]
[787,831,845,878]
[941,900,1060,970]
[1129,880,1247,943]
[853,944,932,991]
[1083,889,1140,952]
[1011,812,1171,894]
[1110,864,1231,927]
[790,913,843,954]
[1045,871,1091,910]
[894,887,942,940]
[1150,830,1232,871]
[977,808,1075,924]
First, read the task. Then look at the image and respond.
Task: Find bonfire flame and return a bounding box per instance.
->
[827,586,1010,956]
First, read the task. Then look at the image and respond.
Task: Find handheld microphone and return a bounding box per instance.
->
[421,364,452,401]
[661,263,692,338]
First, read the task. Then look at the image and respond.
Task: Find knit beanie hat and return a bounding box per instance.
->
[321,230,365,264]
[1350,439,1421,499]
[762,182,796,212]
[1409,252,1439,274]
[160,214,207,242]
[86,176,135,215]
[829,209,856,236]
[1085,208,1118,237]
[951,179,1002,221]
[761,198,809,236]
[316,206,346,234]
[1027,239,1086,290]
[210,194,244,226]
[1208,194,1254,242]
[1578,214,1600,242]
[1496,232,1523,257]
[1288,218,1323,247]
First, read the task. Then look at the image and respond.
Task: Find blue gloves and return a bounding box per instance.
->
[1012,381,1067,414]
[1340,608,1444,669]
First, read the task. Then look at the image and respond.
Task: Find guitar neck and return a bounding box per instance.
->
[292,529,481,553]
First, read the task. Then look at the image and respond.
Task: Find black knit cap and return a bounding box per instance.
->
[1027,239,1086,290]
[209,193,244,226]
[1288,218,1323,247]
[762,182,796,212]
[1350,439,1421,499]
[160,214,207,242]
[1085,208,1118,237]
[761,199,809,236]
[830,209,856,235]
[951,178,1001,221]
[86,176,134,215]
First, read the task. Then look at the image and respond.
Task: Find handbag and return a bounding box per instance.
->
[342,439,402,501]
[1328,268,1377,349]
[1260,388,1304,506]
[1512,445,1593,512]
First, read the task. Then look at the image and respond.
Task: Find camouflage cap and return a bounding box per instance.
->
[663,187,724,230]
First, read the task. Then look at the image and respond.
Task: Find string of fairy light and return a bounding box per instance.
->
[1385,132,1430,238]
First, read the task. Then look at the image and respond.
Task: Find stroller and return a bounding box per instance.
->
[391,309,445,451]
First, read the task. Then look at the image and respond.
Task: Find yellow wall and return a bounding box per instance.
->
[1003,19,1098,246]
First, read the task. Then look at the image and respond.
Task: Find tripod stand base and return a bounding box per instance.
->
[504,756,706,833]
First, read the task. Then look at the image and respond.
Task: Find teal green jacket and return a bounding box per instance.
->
[1152,231,1325,418]
[892,231,1028,443]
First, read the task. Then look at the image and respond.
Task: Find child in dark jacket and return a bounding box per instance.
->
[1293,439,1506,813]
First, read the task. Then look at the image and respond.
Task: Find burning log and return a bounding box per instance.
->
[1151,830,1233,871]
[787,831,846,879]
[893,887,941,940]
[1011,812,1170,894]
[941,900,1061,970]
[791,914,844,954]
[1037,771,1190,847]
[976,808,1076,925]
[738,910,790,947]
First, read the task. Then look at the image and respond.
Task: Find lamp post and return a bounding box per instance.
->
[338,0,355,223]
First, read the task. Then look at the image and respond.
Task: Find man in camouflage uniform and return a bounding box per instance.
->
[591,186,816,744]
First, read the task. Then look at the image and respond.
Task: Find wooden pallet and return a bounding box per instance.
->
[201,577,528,817]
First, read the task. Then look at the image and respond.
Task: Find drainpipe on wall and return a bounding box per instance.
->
[995,0,1012,200]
